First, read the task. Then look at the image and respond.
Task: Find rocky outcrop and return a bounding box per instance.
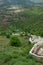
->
[29,35,43,59]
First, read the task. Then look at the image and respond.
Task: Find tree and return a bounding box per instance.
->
[10,36,21,47]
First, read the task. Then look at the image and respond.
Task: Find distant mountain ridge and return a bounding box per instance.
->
[0,0,43,8]
[0,0,34,8]
[31,0,43,3]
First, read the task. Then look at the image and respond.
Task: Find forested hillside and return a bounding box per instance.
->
[0,7,43,36]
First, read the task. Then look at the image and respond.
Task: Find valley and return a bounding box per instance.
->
[0,0,43,65]
[0,7,43,36]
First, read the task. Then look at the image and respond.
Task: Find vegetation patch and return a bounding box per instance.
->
[10,36,21,47]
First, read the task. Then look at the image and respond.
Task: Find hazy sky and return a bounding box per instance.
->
[31,0,43,3]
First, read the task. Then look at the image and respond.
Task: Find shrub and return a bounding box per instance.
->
[10,36,21,47]
[20,33,24,37]
[28,41,31,45]
[25,33,28,36]
[40,32,43,37]
[0,31,6,36]
[6,34,10,38]
[0,54,12,63]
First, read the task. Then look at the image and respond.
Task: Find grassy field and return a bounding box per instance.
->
[0,35,43,65]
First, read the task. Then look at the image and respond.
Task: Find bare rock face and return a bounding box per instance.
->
[37,48,43,56]
[33,45,41,54]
